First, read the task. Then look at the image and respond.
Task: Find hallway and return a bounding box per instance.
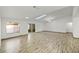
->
[1,32,79,53]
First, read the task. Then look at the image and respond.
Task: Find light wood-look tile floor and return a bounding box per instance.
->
[1,32,79,53]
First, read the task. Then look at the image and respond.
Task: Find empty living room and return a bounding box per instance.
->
[0,6,79,53]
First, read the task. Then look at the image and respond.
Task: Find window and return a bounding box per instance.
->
[6,22,20,33]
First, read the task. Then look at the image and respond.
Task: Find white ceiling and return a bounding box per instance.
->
[45,6,73,20]
[0,6,69,19]
[34,6,73,22]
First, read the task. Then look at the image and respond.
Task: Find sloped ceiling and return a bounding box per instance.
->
[0,6,68,19]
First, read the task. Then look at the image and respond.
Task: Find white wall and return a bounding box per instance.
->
[1,18,45,39]
[73,7,79,38]
[0,17,1,47]
[35,23,45,32]
[24,20,45,32]
[43,17,72,33]
[1,16,73,39]
[73,17,79,38]
[66,22,72,32]
[1,18,28,39]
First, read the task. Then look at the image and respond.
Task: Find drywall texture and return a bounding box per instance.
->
[43,17,72,33]
[73,7,79,38]
[1,18,45,39]
[1,18,28,39]
[0,18,1,47]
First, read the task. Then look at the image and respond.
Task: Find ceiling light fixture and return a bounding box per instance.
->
[35,14,47,20]
[25,17,29,19]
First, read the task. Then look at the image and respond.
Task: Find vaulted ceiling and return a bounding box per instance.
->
[0,6,70,18]
[0,6,73,23]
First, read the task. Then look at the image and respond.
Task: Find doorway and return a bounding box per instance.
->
[28,24,35,32]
